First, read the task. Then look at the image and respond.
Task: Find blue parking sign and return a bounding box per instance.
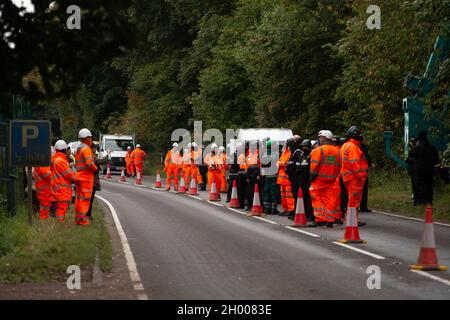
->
[10,120,52,167]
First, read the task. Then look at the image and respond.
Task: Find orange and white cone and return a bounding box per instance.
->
[119,166,126,182]
[249,183,263,216]
[339,207,366,244]
[189,176,199,195]
[291,188,307,228]
[135,169,142,185]
[229,180,240,208]
[178,173,186,193]
[105,162,112,179]
[409,206,448,271]
[209,176,219,201]
[154,170,162,188]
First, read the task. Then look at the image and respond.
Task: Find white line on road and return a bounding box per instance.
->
[207,200,223,207]
[188,195,202,201]
[227,207,247,215]
[118,181,131,185]
[286,226,321,238]
[253,216,279,225]
[95,195,149,300]
[410,270,450,287]
[135,184,148,188]
[372,210,450,228]
[332,241,386,260]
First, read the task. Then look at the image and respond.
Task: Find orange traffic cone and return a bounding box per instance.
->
[119,166,126,182]
[339,207,366,244]
[105,162,112,179]
[135,169,142,185]
[209,176,219,201]
[291,188,307,228]
[178,173,186,193]
[409,206,447,271]
[189,176,199,195]
[229,180,240,208]
[154,170,162,188]
[249,183,263,216]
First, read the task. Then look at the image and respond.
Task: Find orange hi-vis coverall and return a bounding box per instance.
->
[164,149,181,191]
[204,152,222,195]
[125,150,134,176]
[131,147,146,177]
[277,148,294,212]
[310,144,342,223]
[33,166,52,220]
[188,149,203,185]
[340,139,368,210]
[75,143,97,225]
[51,152,74,222]
[332,145,343,220]
[181,150,191,185]
[220,152,228,192]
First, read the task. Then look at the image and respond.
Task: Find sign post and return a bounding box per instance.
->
[9,120,51,225]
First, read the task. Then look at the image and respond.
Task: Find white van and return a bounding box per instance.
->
[99,133,135,174]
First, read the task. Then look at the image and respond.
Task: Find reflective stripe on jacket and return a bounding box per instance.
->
[310,144,341,182]
[51,152,74,201]
[340,139,368,182]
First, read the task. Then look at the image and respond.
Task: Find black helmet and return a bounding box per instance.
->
[347,126,363,141]
[286,138,295,150]
[300,139,311,149]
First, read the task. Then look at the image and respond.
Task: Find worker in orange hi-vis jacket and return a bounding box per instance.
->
[131,144,146,178]
[125,146,135,177]
[181,145,191,186]
[204,143,222,198]
[189,142,203,185]
[51,140,75,222]
[309,130,342,228]
[340,126,369,227]
[218,146,228,193]
[33,165,52,220]
[75,128,98,226]
[164,143,182,191]
[277,140,294,214]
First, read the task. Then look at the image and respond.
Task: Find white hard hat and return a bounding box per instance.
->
[237,142,243,147]
[172,142,178,147]
[187,142,192,148]
[136,144,141,148]
[127,146,131,150]
[318,130,333,140]
[55,140,68,151]
[219,146,225,151]
[192,142,198,147]
[211,143,218,149]
[78,128,92,139]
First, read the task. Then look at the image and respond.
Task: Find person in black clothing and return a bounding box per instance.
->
[245,141,262,211]
[226,143,246,208]
[198,145,208,191]
[407,131,439,205]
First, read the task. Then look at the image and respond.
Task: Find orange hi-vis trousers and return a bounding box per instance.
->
[220,169,227,193]
[310,179,339,223]
[55,201,70,222]
[165,165,180,190]
[280,185,295,212]
[331,178,342,221]
[135,164,143,178]
[37,195,51,220]
[75,181,93,226]
[208,171,222,196]
[185,166,202,185]
[344,176,367,209]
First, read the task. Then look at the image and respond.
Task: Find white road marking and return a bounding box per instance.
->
[207,200,223,207]
[228,207,247,215]
[95,195,149,300]
[286,226,321,238]
[188,195,202,201]
[253,216,279,225]
[372,210,450,228]
[410,270,450,287]
[135,184,148,188]
[118,181,131,185]
[332,241,386,260]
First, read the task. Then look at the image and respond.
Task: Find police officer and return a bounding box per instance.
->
[226,143,247,208]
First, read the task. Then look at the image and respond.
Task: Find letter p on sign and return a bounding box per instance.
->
[22,125,39,148]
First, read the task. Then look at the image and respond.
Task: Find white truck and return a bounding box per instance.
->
[228,128,294,152]
[99,133,135,174]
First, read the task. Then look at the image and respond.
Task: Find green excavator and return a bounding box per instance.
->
[384,32,449,170]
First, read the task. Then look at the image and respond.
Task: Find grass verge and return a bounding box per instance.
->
[369,168,450,223]
[0,201,112,283]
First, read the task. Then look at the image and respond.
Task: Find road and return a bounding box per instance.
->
[96,175,450,299]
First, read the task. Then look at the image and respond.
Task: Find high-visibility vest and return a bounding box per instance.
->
[165,149,181,167]
[277,149,291,185]
[238,153,247,171]
[125,151,133,165]
[246,150,260,167]
[33,166,51,196]
[75,143,97,181]
[204,153,222,173]
[51,152,74,201]
[310,144,341,182]
[340,139,368,182]
[131,148,146,166]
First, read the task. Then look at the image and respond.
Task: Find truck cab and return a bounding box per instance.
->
[99,133,135,174]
